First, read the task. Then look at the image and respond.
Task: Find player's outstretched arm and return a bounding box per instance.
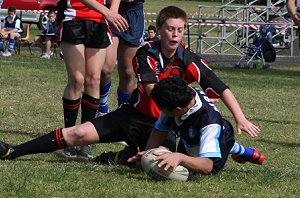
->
[220,89,261,137]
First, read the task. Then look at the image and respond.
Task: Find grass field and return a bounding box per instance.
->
[0,51,299,197]
[1,1,300,197]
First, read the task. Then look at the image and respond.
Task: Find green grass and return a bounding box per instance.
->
[0,1,300,197]
[0,51,299,197]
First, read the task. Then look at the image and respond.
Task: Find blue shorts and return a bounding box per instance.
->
[112,4,144,47]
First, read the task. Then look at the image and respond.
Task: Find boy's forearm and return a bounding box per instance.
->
[180,155,213,174]
[220,88,245,122]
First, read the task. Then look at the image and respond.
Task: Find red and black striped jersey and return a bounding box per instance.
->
[131,41,229,120]
[57,0,108,24]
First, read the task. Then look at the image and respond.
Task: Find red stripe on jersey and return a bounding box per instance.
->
[184,62,201,84]
[205,88,220,99]
[64,0,107,23]
[147,56,157,72]
[134,83,160,119]
[201,59,212,70]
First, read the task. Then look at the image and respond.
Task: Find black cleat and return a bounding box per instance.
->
[0,141,13,160]
[94,146,138,167]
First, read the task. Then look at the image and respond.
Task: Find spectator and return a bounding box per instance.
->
[144,25,159,42]
[0,7,23,57]
[34,10,57,59]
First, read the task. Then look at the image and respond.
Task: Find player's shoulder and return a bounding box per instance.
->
[137,41,159,57]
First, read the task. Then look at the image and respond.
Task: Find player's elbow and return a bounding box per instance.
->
[196,158,214,175]
[199,165,213,175]
[189,158,214,175]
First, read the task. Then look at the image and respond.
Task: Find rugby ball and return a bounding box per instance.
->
[141,148,189,181]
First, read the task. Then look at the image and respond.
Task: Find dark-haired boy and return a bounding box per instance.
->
[0,7,23,56]
[129,77,265,174]
[144,25,159,42]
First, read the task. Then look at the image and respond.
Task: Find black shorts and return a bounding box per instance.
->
[61,20,111,48]
[40,35,57,42]
[90,104,176,151]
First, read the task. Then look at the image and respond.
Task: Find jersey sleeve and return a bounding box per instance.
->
[133,45,158,83]
[154,112,173,132]
[184,52,229,98]
[198,124,222,158]
[15,19,22,32]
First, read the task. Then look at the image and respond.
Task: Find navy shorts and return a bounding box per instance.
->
[40,35,57,42]
[112,4,144,47]
[60,20,111,49]
[177,119,235,174]
[90,104,176,151]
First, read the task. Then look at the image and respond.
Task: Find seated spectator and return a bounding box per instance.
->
[0,7,23,57]
[144,25,160,41]
[34,10,57,59]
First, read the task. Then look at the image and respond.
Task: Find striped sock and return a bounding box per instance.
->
[99,81,111,113]
[62,97,80,128]
[230,142,246,156]
[9,129,67,159]
[81,93,99,123]
[117,89,132,107]
[8,38,15,53]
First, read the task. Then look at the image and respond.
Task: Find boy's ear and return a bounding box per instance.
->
[156,26,160,35]
[175,107,183,112]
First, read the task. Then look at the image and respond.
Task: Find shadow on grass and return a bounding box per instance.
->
[0,129,42,138]
[215,67,300,78]
[251,117,299,125]
[258,139,300,148]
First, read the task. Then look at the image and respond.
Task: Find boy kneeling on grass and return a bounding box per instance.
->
[128,77,265,174]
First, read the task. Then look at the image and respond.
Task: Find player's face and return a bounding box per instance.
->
[48,14,56,23]
[148,30,156,38]
[157,18,185,58]
[8,11,15,19]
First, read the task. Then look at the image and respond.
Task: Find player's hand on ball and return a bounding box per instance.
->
[155,152,184,173]
[141,148,189,181]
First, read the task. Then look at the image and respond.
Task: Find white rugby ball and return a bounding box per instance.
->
[141,148,189,181]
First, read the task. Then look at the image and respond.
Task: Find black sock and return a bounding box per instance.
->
[62,97,80,127]
[81,93,99,123]
[10,129,68,159]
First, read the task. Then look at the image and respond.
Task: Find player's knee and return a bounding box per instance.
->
[84,74,100,88]
[73,126,89,142]
[70,74,85,89]
[101,65,114,78]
